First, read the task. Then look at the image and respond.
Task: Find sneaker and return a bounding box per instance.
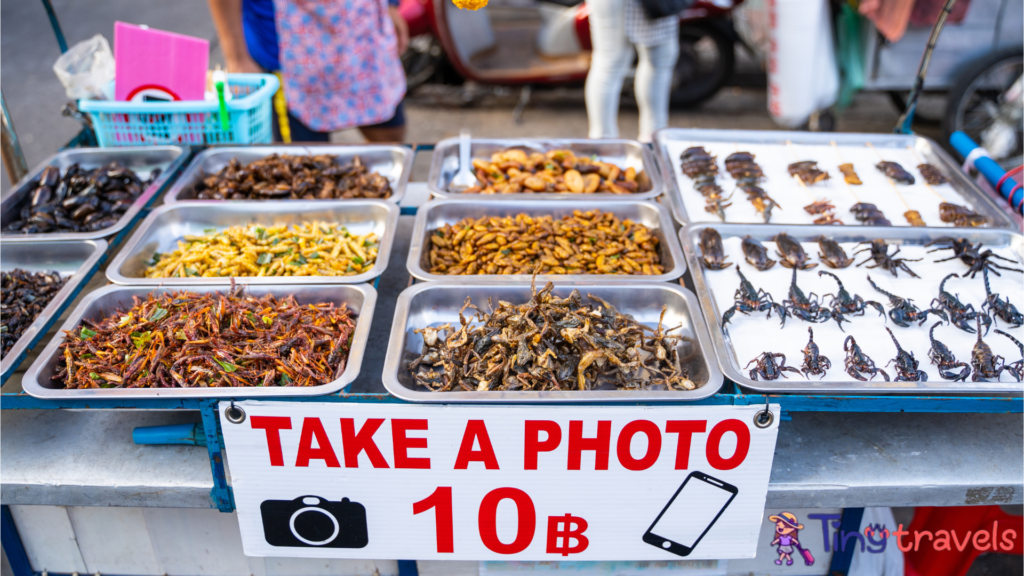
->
[787,559,794,566]
[775,560,782,565]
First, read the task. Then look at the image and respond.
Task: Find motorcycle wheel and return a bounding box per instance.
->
[669,21,735,108]
[402,37,446,91]
[943,47,1023,170]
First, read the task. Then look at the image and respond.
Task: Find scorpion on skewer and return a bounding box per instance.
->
[868,275,948,328]
[721,268,788,329]
[932,273,991,334]
[747,351,802,381]
[928,322,971,382]
[885,327,928,382]
[819,270,884,322]
[800,327,831,379]
[982,268,1023,328]
[971,318,1020,382]
[844,335,889,381]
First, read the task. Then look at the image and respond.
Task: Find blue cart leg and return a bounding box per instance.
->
[1,505,33,576]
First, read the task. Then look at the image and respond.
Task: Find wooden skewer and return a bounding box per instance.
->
[865,142,921,223]
[830,140,862,203]
[906,146,947,201]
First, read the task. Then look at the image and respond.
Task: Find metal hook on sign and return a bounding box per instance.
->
[225,400,246,424]
[754,397,774,429]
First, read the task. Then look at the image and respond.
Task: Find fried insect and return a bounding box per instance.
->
[819,270,884,322]
[876,161,915,184]
[55,285,357,389]
[740,235,775,271]
[982,268,1023,328]
[774,233,817,270]
[408,281,696,392]
[726,152,778,223]
[903,210,926,227]
[747,351,802,381]
[682,147,732,221]
[782,268,836,325]
[995,330,1024,382]
[928,322,971,381]
[817,237,854,268]
[844,335,889,381]
[971,318,1019,382]
[932,273,990,334]
[813,213,845,225]
[854,239,921,278]
[938,203,988,227]
[869,275,948,328]
[838,163,862,185]
[926,237,1023,278]
[804,200,835,215]
[428,210,663,276]
[1,269,68,359]
[195,154,392,200]
[145,222,379,278]
[851,203,892,227]
[788,161,830,185]
[800,327,831,379]
[464,148,651,195]
[721,268,788,328]
[917,163,948,185]
[885,327,928,382]
[3,163,157,235]
[698,228,732,270]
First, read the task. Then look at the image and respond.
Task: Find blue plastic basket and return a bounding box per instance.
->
[78,73,279,147]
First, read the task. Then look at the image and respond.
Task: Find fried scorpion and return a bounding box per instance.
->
[995,330,1024,382]
[885,327,928,382]
[928,322,970,381]
[747,351,802,381]
[983,268,1023,328]
[971,318,1019,382]
[868,275,948,327]
[721,268,788,329]
[844,335,889,381]
[819,270,884,323]
[932,273,990,334]
[800,327,831,379]
[782,268,836,325]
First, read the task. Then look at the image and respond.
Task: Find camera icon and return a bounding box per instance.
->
[261,495,368,548]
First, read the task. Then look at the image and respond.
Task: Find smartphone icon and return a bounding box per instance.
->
[642,471,738,556]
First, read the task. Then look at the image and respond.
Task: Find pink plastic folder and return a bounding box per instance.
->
[114,21,209,102]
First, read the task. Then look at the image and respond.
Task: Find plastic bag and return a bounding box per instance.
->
[53,34,115,100]
[767,0,839,128]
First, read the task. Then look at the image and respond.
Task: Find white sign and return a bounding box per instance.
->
[221,402,779,561]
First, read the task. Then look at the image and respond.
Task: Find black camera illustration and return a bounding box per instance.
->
[261,495,368,548]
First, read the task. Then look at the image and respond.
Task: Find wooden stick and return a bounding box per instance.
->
[906,145,947,201]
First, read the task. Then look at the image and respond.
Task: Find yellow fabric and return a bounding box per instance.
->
[273,71,291,143]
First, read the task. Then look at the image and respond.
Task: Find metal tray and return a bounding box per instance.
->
[407,199,685,283]
[428,137,664,201]
[680,223,1024,395]
[162,145,412,204]
[0,146,188,242]
[653,128,1017,229]
[106,200,399,285]
[21,283,377,399]
[382,281,723,402]
[0,240,108,383]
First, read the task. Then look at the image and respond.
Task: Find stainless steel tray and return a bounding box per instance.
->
[0,146,188,242]
[382,281,723,402]
[407,199,685,283]
[654,128,1017,229]
[22,283,377,399]
[680,223,1024,395]
[162,145,412,204]
[428,137,664,201]
[1,240,108,383]
[106,200,399,285]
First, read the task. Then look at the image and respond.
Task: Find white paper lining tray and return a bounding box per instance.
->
[162,145,412,204]
[654,128,1017,229]
[106,200,399,285]
[1,146,188,242]
[1,240,108,382]
[382,281,723,402]
[427,137,664,201]
[680,223,1024,395]
[407,199,685,283]
[21,283,377,399]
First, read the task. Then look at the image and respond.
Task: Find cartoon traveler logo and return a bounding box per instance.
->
[770,512,814,566]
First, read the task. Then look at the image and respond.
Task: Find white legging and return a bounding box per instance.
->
[584,0,679,142]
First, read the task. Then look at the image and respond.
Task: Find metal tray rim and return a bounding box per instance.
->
[381,280,724,403]
[405,198,686,284]
[21,282,377,399]
[105,199,400,285]
[427,136,664,201]
[653,127,1018,230]
[161,144,413,205]
[0,146,189,242]
[0,239,109,382]
[679,222,1024,395]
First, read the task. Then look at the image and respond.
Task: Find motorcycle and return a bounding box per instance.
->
[399,0,743,107]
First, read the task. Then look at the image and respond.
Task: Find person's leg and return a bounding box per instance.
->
[584,0,632,139]
[634,38,679,142]
[359,101,407,142]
